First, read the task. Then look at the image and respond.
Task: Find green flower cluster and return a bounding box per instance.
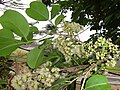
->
[62,21,83,34]
[54,22,84,63]
[86,37,119,67]
[54,36,75,62]
[54,21,119,67]
[11,61,60,90]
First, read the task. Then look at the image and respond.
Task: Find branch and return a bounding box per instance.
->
[80,61,102,90]
[0,0,27,10]
[78,26,92,35]
[61,65,89,72]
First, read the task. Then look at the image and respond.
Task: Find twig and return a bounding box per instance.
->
[8,75,14,90]
[2,4,26,10]
[66,69,82,77]
[80,61,100,90]
[29,21,39,26]
[78,26,92,35]
[61,65,89,72]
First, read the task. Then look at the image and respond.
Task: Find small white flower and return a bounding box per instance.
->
[9,71,15,75]
[28,80,39,90]
[51,67,60,73]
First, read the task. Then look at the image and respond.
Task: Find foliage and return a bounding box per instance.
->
[0,1,119,90]
[0,10,29,39]
[56,0,120,45]
[84,75,111,90]
[26,1,49,21]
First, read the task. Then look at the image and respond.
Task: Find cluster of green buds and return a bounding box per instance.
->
[54,21,119,68]
[54,22,84,63]
[62,21,83,42]
[11,61,60,90]
[88,37,119,66]
[54,36,75,62]
[34,61,60,87]
[62,21,83,34]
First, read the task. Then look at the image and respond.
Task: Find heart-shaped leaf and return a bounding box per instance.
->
[51,5,60,19]
[85,75,111,90]
[0,37,24,57]
[0,10,29,40]
[26,1,49,21]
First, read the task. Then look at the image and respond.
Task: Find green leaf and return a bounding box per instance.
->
[104,14,113,24]
[0,37,23,57]
[0,80,7,84]
[22,26,39,41]
[27,39,52,69]
[85,75,111,90]
[48,78,68,90]
[46,54,60,61]
[27,47,44,69]
[0,29,14,39]
[26,1,49,21]
[51,5,60,19]
[0,10,29,40]
[55,15,65,25]
[106,66,120,73]
[30,26,39,33]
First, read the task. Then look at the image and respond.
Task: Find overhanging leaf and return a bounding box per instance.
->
[27,47,44,69]
[0,29,14,39]
[0,10,29,40]
[85,75,111,90]
[27,39,52,69]
[26,1,49,21]
[0,37,24,57]
[55,14,65,25]
[51,5,60,19]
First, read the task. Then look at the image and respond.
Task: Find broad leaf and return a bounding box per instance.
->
[27,47,44,69]
[51,5,60,19]
[0,37,23,57]
[0,10,29,40]
[0,29,14,39]
[55,15,65,25]
[27,39,52,69]
[29,26,39,33]
[85,75,111,90]
[26,1,49,21]
[22,26,39,41]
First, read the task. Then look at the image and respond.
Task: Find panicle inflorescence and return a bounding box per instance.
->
[53,21,119,68]
[11,61,60,90]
